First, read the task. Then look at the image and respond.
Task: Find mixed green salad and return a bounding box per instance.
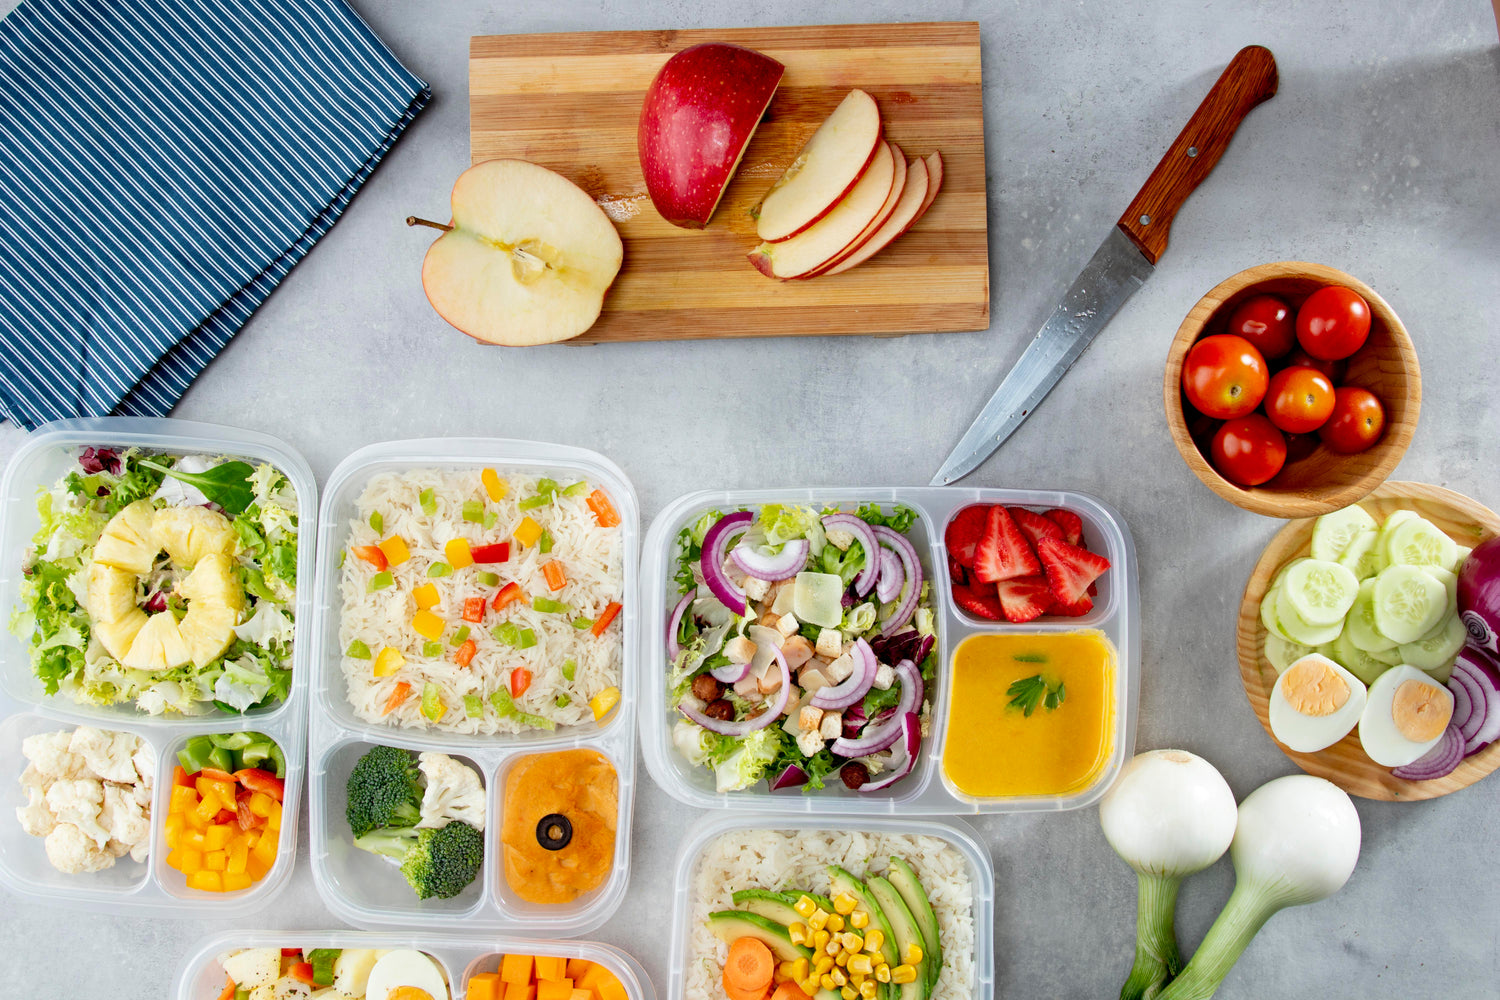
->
[11,447,299,715]
[667,503,937,794]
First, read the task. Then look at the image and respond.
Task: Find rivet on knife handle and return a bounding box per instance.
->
[1116,45,1279,266]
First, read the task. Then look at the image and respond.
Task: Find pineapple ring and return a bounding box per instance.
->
[85,501,245,671]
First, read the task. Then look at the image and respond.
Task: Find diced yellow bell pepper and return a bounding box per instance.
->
[377,535,411,566]
[248,791,274,818]
[265,800,282,832]
[169,784,198,814]
[202,824,232,851]
[251,829,278,868]
[187,869,223,892]
[194,795,221,823]
[221,870,253,892]
[412,609,445,640]
[445,537,474,569]
[373,647,405,677]
[164,812,186,846]
[413,582,441,609]
[165,848,184,872]
[482,468,507,501]
[246,854,271,881]
[180,848,204,874]
[182,802,209,831]
[589,686,620,722]
[204,850,227,871]
[513,516,543,548]
[227,837,249,875]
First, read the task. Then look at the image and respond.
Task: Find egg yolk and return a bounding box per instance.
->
[1391,678,1451,742]
[388,989,434,1000]
[1282,659,1350,717]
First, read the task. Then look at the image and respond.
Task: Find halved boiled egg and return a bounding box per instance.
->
[1358,664,1454,767]
[364,949,450,1000]
[1269,653,1367,753]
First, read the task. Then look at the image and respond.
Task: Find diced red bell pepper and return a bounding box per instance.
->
[236,799,264,831]
[280,948,303,957]
[213,809,236,825]
[173,765,195,789]
[453,638,477,668]
[470,542,510,563]
[198,767,236,784]
[290,962,316,985]
[510,667,532,698]
[462,596,485,623]
[351,544,388,570]
[235,768,285,802]
[492,581,525,612]
[542,560,568,592]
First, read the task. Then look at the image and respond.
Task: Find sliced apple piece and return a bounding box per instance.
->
[419,159,623,346]
[821,155,932,277]
[803,142,907,278]
[914,150,944,222]
[747,141,896,279]
[753,89,882,241]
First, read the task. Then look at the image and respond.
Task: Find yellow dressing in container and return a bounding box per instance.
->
[942,630,1116,798]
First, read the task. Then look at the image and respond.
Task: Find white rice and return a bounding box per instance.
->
[338,469,623,734]
[687,830,975,1000]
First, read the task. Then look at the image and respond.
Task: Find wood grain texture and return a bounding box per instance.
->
[468,22,988,343]
[1117,45,1278,265]
[1237,482,1500,801]
[1163,261,1421,518]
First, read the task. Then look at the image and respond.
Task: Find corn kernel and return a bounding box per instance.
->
[813,956,834,976]
[482,468,507,501]
[847,955,873,977]
[790,959,809,983]
[841,989,857,1000]
[813,929,830,950]
[834,952,848,969]
[789,923,809,946]
[800,980,821,998]
[831,970,847,988]
[860,981,877,999]
[842,933,864,953]
[794,895,817,918]
[863,930,884,954]
[904,944,924,966]
[891,966,917,985]
[820,976,837,992]
[826,913,845,933]
[849,910,869,930]
[808,909,829,931]
[875,966,891,984]
[832,892,858,915]
[825,941,841,958]
[778,961,797,982]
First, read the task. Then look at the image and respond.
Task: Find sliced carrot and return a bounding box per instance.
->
[724,938,775,995]
[453,638,477,668]
[770,984,812,1000]
[586,489,620,527]
[216,973,237,1000]
[352,544,388,570]
[723,976,771,1000]
[591,601,622,637]
[542,560,568,592]
[382,681,413,716]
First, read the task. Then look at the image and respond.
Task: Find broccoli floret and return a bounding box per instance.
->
[345,744,423,838]
[352,821,484,900]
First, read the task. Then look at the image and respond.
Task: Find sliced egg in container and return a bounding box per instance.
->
[365,949,450,1000]
[1359,664,1455,767]
[1269,653,1367,753]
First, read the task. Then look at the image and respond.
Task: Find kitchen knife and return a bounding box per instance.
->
[931,45,1279,486]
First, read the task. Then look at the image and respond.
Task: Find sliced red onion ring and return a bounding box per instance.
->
[1457,647,1500,754]
[700,511,753,615]
[682,646,790,737]
[1450,654,1488,745]
[823,513,881,597]
[872,525,923,637]
[710,659,752,684]
[830,659,922,755]
[860,713,922,791]
[731,538,809,582]
[1392,723,1464,781]
[894,658,925,713]
[875,548,903,604]
[812,639,878,710]
[1450,675,1474,736]
[666,591,693,663]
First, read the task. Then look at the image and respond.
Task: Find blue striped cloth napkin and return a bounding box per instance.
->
[0,0,430,429]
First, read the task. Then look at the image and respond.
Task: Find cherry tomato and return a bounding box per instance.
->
[1319,387,1385,453]
[1296,286,1371,360]
[1283,431,1321,465]
[1211,414,1287,486]
[1265,365,1336,434]
[1226,294,1294,358]
[1282,347,1346,385]
[1182,334,1269,419]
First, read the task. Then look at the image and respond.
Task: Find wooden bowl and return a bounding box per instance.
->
[1164,262,1420,518]
[1236,482,1500,801]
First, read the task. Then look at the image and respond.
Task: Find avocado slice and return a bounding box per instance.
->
[886,857,942,991]
[867,876,929,1000]
[707,910,811,962]
[827,866,899,1000]
[731,888,834,928]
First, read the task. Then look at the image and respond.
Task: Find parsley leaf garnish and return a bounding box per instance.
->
[1007,674,1067,717]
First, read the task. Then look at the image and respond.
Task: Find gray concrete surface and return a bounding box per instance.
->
[2,0,1499,996]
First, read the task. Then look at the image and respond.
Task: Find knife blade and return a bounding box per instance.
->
[931,45,1279,486]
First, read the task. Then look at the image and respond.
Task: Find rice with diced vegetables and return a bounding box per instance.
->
[338,469,624,734]
[687,829,975,1000]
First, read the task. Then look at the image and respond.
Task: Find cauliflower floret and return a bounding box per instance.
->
[132,743,155,788]
[21,730,87,780]
[68,726,142,783]
[101,782,151,857]
[16,786,56,837]
[44,823,115,873]
[415,752,486,831]
[45,778,110,847]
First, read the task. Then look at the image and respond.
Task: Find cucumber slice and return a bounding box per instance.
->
[1371,565,1448,643]
[1264,632,1313,674]
[1398,612,1467,672]
[1345,578,1396,652]
[1385,516,1458,570]
[1275,587,1344,646]
[1330,624,1392,687]
[1310,505,1378,561]
[1451,545,1473,574]
[1335,528,1381,580]
[1426,566,1459,615]
[1260,584,1284,634]
[1368,644,1404,666]
[1283,559,1359,627]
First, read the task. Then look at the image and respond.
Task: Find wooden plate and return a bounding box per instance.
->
[1237,481,1500,800]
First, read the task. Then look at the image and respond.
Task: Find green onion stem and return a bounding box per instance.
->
[1121,873,1183,1000]
[1156,883,1277,1000]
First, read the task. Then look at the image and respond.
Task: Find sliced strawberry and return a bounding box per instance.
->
[1010,507,1063,548]
[972,505,1041,584]
[945,505,989,568]
[996,576,1053,623]
[951,583,1004,621]
[1035,536,1111,604]
[1043,508,1084,547]
[1050,590,1095,617]
[948,553,967,586]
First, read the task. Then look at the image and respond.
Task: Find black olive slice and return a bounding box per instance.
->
[536,812,573,851]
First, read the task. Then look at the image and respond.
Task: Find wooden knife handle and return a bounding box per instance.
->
[1116,45,1278,265]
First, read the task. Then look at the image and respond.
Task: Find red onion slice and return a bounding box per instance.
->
[894,658,925,713]
[822,513,881,597]
[1458,648,1500,753]
[812,639,878,710]
[872,525,923,637]
[1450,675,1474,736]
[860,713,922,791]
[700,511,754,615]
[730,538,809,582]
[831,710,906,757]
[769,764,809,791]
[666,591,693,663]
[1451,652,1489,744]
[875,549,903,604]
[710,660,752,684]
[1392,723,1464,780]
[681,646,790,736]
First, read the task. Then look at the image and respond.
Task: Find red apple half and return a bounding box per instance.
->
[753,89,883,242]
[638,43,784,229]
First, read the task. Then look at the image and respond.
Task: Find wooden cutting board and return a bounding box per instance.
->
[469,22,988,343]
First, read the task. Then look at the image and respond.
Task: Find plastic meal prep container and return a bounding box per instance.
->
[0,417,315,915]
[308,438,638,934]
[668,812,995,1000]
[174,929,656,1000]
[640,487,1139,814]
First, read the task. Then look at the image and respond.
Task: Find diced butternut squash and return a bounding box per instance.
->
[501,955,535,986]
[504,984,537,1000]
[536,980,574,1000]
[594,968,628,1000]
[534,957,567,982]
[566,959,592,983]
[466,972,502,1000]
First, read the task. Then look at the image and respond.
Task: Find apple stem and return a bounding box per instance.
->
[406,216,453,233]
